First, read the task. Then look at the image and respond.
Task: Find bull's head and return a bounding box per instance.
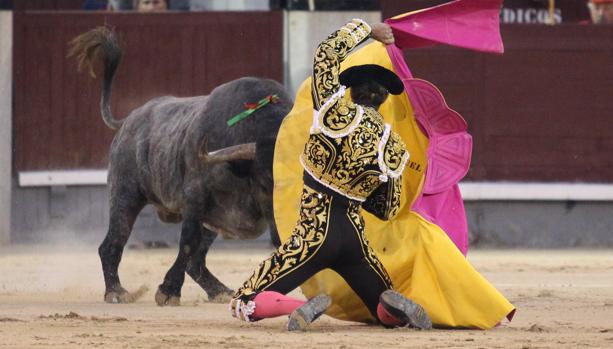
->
[198,137,256,164]
[197,137,267,239]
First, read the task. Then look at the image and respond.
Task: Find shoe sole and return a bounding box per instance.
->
[380,290,432,330]
[287,295,331,331]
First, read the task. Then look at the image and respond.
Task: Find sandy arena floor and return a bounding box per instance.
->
[0,242,612,349]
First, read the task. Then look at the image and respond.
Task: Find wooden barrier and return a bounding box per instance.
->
[399,24,613,181]
[13,11,283,172]
[11,9,613,182]
[379,1,613,182]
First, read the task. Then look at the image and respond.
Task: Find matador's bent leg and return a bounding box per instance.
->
[230,185,338,322]
[334,203,431,329]
[332,202,393,319]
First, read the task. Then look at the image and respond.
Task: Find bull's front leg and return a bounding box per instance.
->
[155,216,202,306]
[186,228,233,303]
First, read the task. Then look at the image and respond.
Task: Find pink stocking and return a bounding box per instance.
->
[377,303,404,326]
[251,291,306,319]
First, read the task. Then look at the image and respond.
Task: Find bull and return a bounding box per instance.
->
[69,27,292,305]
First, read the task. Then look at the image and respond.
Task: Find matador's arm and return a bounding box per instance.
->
[311,19,372,110]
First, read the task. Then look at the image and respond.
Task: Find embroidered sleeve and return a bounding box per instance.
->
[379,131,410,181]
[362,176,402,221]
[311,19,371,110]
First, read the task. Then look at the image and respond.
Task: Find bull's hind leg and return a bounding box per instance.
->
[186,228,233,303]
[99,191,147,303]
[155,216,202,306]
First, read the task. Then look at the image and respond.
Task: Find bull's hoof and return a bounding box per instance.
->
[208,290,234,304]
[104,285,149,304]
[155,287,181,306]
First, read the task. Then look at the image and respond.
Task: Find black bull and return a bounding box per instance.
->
[69,27,293,305]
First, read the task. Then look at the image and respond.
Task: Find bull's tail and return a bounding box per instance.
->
[68,26,124,130]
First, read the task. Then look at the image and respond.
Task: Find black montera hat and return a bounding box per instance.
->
[339,64,404,95]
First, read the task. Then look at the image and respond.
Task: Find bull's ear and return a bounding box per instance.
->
[198,138,256,164]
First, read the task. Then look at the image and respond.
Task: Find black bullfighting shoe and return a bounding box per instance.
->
[287,294,331,331]
[379,290,432,330]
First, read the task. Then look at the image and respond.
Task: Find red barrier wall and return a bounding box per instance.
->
[400,25,613,181]
[13,11,284,172]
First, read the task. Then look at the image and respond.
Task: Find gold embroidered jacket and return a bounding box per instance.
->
[300,19,410,220]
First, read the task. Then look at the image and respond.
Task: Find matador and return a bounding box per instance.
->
[229,19,432,331]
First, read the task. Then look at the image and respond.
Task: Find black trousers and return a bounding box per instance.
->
[234,173,393,318]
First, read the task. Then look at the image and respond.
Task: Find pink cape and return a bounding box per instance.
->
[384,0,504,255]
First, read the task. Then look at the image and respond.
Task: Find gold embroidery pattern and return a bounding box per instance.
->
[302,109,390,201]
[347,203,393,288]
[388,178,402,218]
[383,132,407,173]
[312,34,353,107]
[303,134,335,173]
[319,98,360,133]
[312,19,370,108]
[234,186,332,299]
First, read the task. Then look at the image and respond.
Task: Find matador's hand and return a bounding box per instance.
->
[370,22,395,45]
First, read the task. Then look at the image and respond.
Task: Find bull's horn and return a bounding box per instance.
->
[199,140,256,164]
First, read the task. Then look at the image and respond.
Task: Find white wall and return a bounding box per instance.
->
[189,0,269,11]
[286,11,381,93]
[0,11,12,244]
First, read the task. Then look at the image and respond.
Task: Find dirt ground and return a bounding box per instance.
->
[1,242,612,349]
